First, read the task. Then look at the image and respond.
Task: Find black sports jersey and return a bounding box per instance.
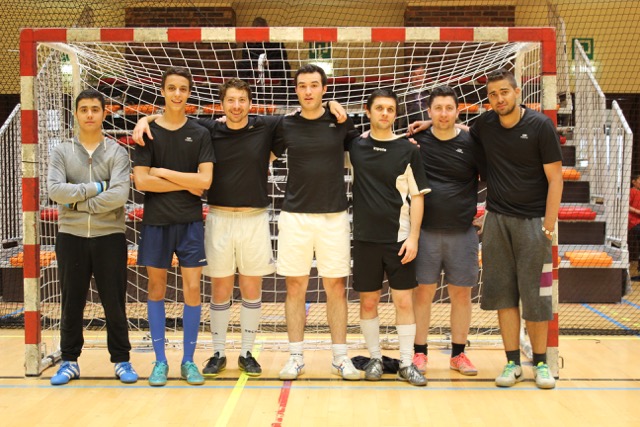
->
[133,120,215,225]
[470,106,562,218]
[197,116,282,208]
[272,110,359,213]
[415,128,483,230]
[348,135,430,243]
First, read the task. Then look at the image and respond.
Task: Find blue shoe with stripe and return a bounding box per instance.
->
[50,361,80,385]
[115,361,138,384]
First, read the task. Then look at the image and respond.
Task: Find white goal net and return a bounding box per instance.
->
[21,27,551,372]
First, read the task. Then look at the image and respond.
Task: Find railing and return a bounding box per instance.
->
[573,40,633,252]
[609,101,634,256]
[0,104,22,247]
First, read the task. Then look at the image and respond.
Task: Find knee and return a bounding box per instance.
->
[394,294,413,313]
[360,294,379,314]
[414,285,436,304]
[448,286,472,306]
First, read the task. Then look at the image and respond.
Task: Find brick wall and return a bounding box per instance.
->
[124,7,237,77]
[405,5,515,27]
[125,7,235,28]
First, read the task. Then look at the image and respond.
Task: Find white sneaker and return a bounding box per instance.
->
[331,357,361,380]
[279,357,305,380]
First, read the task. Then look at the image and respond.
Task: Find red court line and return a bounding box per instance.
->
[272,380,292,427]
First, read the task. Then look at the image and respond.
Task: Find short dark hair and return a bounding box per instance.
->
[366,88,398,111]
[75,89,105,111]
[219,78,252,103]
[486,68,518,89]
[428,86,458,108]
[252,16,268,27]
[161,66,193,91]
[294,64,327,87]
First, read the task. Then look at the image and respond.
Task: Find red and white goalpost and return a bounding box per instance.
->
[20,26,559,376]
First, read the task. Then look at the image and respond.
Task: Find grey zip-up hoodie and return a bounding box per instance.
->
[47,136,130,237]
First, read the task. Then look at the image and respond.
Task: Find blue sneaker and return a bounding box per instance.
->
[50,361,80,386]
[181,361,205,385]
[149,361,169,387]
[115,361,138,384]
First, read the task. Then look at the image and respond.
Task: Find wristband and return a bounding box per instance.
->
[541,225,555,236]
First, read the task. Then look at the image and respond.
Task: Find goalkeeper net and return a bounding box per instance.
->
[20,27,555,374]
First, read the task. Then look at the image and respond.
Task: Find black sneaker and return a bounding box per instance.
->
[238,351,262,377]
[202,352,227,378]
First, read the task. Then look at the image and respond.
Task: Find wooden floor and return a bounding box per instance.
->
[0,331,639,426]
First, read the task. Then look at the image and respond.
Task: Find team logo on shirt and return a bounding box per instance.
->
[329,123,336,128]
[520,134,529,139]
[456,148,464,154]
[185,136,193,142]
[373,146,387,152]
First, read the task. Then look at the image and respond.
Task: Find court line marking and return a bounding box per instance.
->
[272,380,292,426]
[214,344,262,427]
[0,382,639,391]
[622,299,640,311]
[581,303,640,337]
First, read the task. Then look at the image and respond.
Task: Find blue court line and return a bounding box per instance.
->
[0,383,639,391]
[581,303,640,337]
[0,307,24,319]
[622,299,640,311]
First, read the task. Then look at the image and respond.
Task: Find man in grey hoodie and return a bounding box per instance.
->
[47,89,137,385]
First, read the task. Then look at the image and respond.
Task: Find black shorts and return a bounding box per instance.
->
[352,240,418,292]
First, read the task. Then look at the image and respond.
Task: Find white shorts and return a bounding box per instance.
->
[276,210,351,278]
[202,208,276,278]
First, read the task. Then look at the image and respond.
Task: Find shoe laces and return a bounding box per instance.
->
[116,362,134,374]
[501,362,518,376]
[243,353,259,368]
[57,361,78,375]
[536,362,551,378]
[454,353,472,367]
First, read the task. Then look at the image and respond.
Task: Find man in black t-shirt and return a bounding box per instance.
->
[272,64,361,381]
[470,69,562,389]
[133,67,214,387]
[348,89,429,386]
[412,86,483,377]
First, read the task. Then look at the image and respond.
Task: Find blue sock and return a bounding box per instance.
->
[182,303,201,365]
[147,299,167,363]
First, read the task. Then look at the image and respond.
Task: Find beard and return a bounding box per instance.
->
[495,102,517,116]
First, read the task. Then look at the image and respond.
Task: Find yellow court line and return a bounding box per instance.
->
[214,342,263,427]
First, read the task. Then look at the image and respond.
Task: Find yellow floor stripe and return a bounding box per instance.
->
[215,343,263,427]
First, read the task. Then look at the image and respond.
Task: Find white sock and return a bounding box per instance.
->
[210,300,231,357]
[289,341,304,360]
[240,298,262,357]
[361,317,383,360]
[332,343,348,363]
[397,324,417,368]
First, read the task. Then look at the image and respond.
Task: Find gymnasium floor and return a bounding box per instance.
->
[0,330,638,426]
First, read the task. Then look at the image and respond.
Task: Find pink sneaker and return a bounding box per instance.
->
[450,353,478,376]
[412,353,428,373]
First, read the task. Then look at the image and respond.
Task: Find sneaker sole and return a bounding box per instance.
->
[396,374,427,387]
[495,375,523,387]
[239,368,262,377]
[279,368,305,380]
[148,379,167,387]
[182,376,205,385]
[331,366,361,381]
[117,376,138,384]
[202,371,224,378]
[450,366,478,376]
[364,373,382,381]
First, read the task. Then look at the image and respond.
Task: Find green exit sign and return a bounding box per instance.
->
[572,37,594,60]
[309,42,332,60]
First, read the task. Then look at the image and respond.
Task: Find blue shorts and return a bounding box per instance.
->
[137,222,207,269]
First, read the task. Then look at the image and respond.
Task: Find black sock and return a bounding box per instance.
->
[451,343,466,358]
[414,343,428,355]
[533,352,547,366]
[505,350,521,366]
